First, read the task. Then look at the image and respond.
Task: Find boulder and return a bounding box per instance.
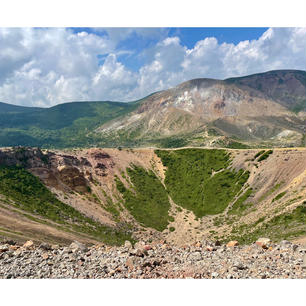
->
[125,258,134,270]
[280,240,292,249]
[9,245,19,251]
[124,240,132,249]
[195,241,202,248]
[215,240,222,246]
[0,245,9,253]
[23,240,34,248]
[226,241,239,247]
[42,253,49,260]
[3,239,16,246]
[134,241,145,250]
[39,242,52,251]
[256,238,271,248]
[69,241,88,252]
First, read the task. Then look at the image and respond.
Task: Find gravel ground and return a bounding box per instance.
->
[0,239,306,279]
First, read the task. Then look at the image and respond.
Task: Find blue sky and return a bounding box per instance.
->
[168,28,269,46]
[0,27,305,106]
[71,27,269,71]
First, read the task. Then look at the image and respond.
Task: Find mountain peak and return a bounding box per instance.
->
[0,70,305,148]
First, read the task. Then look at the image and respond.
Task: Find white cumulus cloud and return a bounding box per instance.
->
[0,27,305,107]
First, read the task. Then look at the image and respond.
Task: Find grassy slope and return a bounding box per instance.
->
[229,203,306,244]
[116,165,171,231]
[155,149,250,217]
[0,166,132,245]
[0,101,138,148]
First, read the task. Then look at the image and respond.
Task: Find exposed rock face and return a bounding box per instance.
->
[225,70,306,111]
[57,165,88,193]
[97,71,306,147]
[0,147,48,168]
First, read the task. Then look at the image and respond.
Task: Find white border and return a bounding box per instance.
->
[0,0,305,27]
[0,0,306,305]
[0,279,306,305]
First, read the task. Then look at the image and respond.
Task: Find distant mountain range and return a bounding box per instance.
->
[0,69,305,148]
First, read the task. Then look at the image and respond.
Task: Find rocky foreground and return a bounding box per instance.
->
[1,239,306,279]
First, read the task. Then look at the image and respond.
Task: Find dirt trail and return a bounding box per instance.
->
[0,202,98,244]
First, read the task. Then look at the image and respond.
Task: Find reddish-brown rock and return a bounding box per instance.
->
[226,241,239,247]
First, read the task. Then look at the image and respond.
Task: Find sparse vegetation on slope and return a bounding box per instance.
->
[0,166,132,245]
[116,165,171,231]
[259,182,283,202]
[229,188,253,215]
[155,149,250,217]
[272,191,287,202]
[228,203,306,244]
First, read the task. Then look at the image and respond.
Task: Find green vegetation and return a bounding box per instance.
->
[254,150,266,159]
[102,192,121,222]
[213,138,250,149]
[259,182,283,202]
[301,133,306,147]
[207,128,221,136]
[228,204,306,244]
[157,137,188,148]
[291,99,306,113]
[272,191,287,202]
[213,216,225,226]
[257,150,273,161]
[168,216,175,222]
[226,140,250,149]
[0,166,132,245]
[115,165,171,231]
[229,188,253,215]
[169,227,175,232]
[155,149,250,217]
[0,101,138,148]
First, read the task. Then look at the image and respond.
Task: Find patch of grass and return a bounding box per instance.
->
[254,216,266,225]
[115,165,171,231]
[213,216,224,226]
[226,204,306,244]
[155,149,250,217]
[168,216,175,222]
[259,182,283,202]
[207,128,221,136]
[169,227,175,232]
[0,166,132,245]
[176,206,183,212]
[226,140,250,149]
[257,150,273,162]
[301,133,306,147]
[103,195,121,222]
[228,188,253,215]
[272,191,287,202]
[157,137,188,148]
[254,150,266,159]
